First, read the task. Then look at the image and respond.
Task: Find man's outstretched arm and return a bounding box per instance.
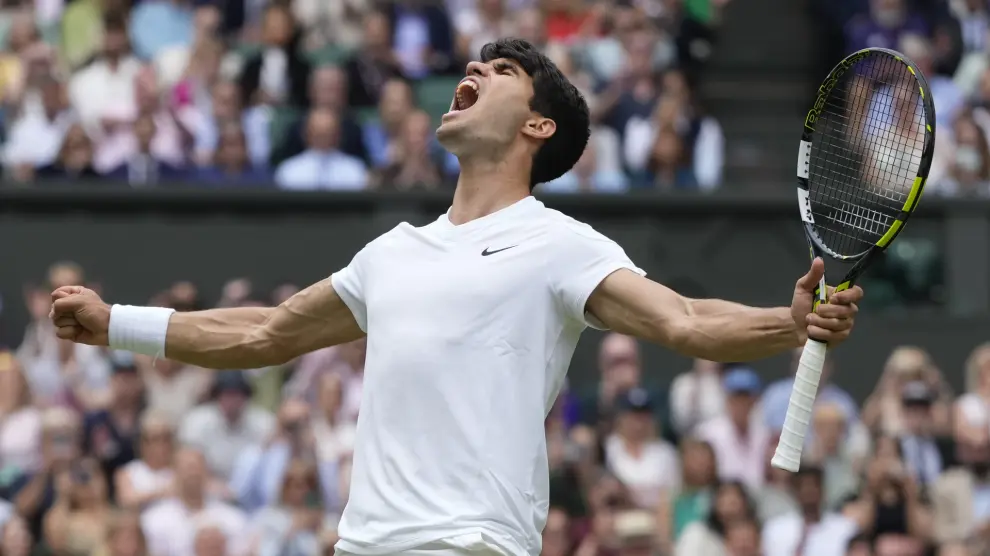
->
[585,258,863,362]
[49,279,364,369]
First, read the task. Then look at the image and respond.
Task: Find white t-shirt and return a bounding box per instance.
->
[762,513,858,556]
[604,434,680,508]
[330,196,643,555]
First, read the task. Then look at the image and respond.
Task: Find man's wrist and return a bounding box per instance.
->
[108,305,176,357]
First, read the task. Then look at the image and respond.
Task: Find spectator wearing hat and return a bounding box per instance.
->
[604,387,680,510]
[697,367,770,491]
[178,371,275,482]
[899,381,951,487]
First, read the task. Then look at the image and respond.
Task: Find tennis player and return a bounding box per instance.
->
[50,39,863,556]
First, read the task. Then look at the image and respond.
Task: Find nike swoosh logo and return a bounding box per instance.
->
[481,245,517,256]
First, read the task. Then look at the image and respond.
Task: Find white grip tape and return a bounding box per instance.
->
[108,305,175,358]
[770,338,828,472]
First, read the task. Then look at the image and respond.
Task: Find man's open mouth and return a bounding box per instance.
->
[448,79,480,113]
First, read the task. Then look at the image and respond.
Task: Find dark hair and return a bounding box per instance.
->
[479,38,590,189]
[706,480,756,537]
[103,13,128,33]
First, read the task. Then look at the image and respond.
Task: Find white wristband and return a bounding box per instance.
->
[108,305,175,358]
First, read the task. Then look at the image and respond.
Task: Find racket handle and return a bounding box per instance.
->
[770,338,828,472]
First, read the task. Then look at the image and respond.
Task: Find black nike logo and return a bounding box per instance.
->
[481,245,517,256]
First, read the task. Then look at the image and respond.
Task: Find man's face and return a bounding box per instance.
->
[306,110,340,151]
[436,58,542,158]
[725,521,760,556]
[310,67,347,110]
[378,80,414,128]
[110,370,142,403]
[217,389,247,421]
[795,474,822,509]
[727,393,755,426]
[175,449,207,492]
[104,29,127,58]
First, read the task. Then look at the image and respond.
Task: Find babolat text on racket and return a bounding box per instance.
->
[771,47,936,472]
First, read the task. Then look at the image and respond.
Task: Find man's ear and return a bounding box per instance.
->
[522,117,556,141]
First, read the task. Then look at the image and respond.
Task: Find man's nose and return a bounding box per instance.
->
[465,60,489,78]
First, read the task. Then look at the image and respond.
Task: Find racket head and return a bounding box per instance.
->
[796,48,936,270]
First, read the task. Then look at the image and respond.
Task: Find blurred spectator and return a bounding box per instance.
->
[938,112,990,196]
[34,123,100,179]
[275,108,369,190]
[807,403,861,509]
[665,438,718,540]
[128,0,194,62]
[193,80,271,169]
[3,74,72,176]
[645,124,697,189]
[374,109,445,190]
[284,338,366,419]
[899,381,949,486]
[247,459,331,556]
[179,371,274,481]
[675,480,756,556]
[862,346,951,438]
[953,343,990,448]
[0,12,41,108]
[231,398,338,514]
[94,511,148,556]
[762,466,860,556]
[604,387,679,509]
[311,374,356,466]
[305,65,368,162]
[140,355,211,428]
[697,367,770,490]
[844,0,929,53]
[762,349,859,438]
[725,517,761,556]
[899,34,964,127]
[0,516,32,556]
[0,351,42,477]
[669,359,725,436]
[67,14,143,174]
[239,3,311,109]
[113,412,175,511]
[540,133,630,193]
[344,10,405,108]
[364,77,416,169]
[104,114,186,186]
[454,0,515,62]
[292,0,368,52]
[576,334,660,433]
[42,457,112,556]
[140,448,247,556]
[756,440,800,523]
[541,507,571,556]
[383,0,457,79]
[196,121,271,185]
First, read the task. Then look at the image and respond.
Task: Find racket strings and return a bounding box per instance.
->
[807,54,927,257]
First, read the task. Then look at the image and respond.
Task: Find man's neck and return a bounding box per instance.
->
[179,491,205,511]
[448,157,530,225]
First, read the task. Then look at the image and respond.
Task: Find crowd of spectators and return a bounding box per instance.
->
[0,0,734,193]
[0,262,988,556]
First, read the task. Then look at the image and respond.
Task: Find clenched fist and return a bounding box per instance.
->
[49,286,111,346]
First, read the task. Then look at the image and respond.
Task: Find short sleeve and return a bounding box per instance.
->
[331,245,372,333]
[549,221,645,329]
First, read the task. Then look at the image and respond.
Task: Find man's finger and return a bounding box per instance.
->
[807,314,852,332]
[51,286,84,301]
[51,296,82,316]
[816,303,858,319]
[795,257,826,292]
[807,325,846,343]
[53,316,79,328]
[55,325,82,341]
[830,286,864,305]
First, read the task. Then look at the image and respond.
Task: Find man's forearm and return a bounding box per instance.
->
[165,307,284,369]
[671,299,804,362]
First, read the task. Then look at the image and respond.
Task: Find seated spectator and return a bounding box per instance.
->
[141,448,247,556]
[938,113,990,197]
[373,110,445,190]
[844,0,929,53]
[312,374,356,466]
[0,351,42,478]
[139,353,211,429]
[278,65,367,164]
[862,346,951,437]
[344,10,405,108]
[643,125,697,189]
[93,511,148,556]
[239,3,310,109]
[194,80,270,169]
[195,121,272,185]
[0,516,32,556]
[363,77,415,169]
[604,388,680,509]
[9,408,83,541]
[128,0,194,62]
[899,381,951,486]
[248,459,333,556]
[104,114,187,186]
[697,368,770,491]
[3,74,72,177]
[34,123,100,179]
[42,457,112,556]
[666,438,718,540]
[575,333,660,431]
[675,480,756,556]
[724,517,761,556]
[82,351,145,494]
[179,371,275,482]
[807,404,861,508]
[954,343,990,447]
[755,438,799,523]
[454,0,515,62]
[762,466,861,556]
[275,108,369,190]
[540,133,629,193]
[231,398,339,513]
[67,14,143,174]
[669,359,725,437]
[292,0,368,52]
[383,0,456,79]
[114,412,176,511]
[899,34,963,126]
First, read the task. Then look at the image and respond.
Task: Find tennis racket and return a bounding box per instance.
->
[770,47,936,472]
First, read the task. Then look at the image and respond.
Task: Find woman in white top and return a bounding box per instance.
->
[114,412,176,510]
[312,373,357,466]
[0,351,42,475]
[954,343,990,446]
[675,480,757,556]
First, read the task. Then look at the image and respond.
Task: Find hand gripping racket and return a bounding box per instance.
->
[770,48,936,472]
